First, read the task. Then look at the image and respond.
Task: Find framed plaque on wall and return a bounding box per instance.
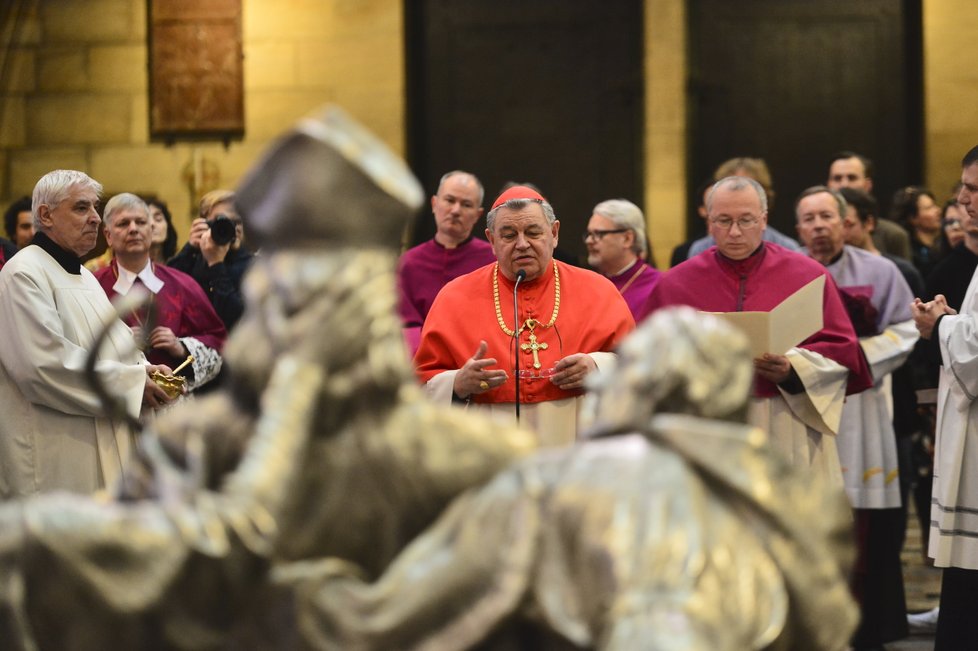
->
[148,0,244,142]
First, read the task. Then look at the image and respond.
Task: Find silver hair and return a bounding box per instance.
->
[31,170,102,230]
[102,192,150,227]
[437,170,484,206]
[706,176,768,214]
[486,198,556,231]
[593,199,647,256]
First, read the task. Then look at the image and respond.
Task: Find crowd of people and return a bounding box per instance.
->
[1,141,977,649]
[0,173,251,497]
[396,148,978,650]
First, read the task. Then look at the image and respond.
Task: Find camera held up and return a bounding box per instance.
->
[207,214,237,246]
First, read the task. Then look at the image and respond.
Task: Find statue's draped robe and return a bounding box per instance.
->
[269,415,858,651]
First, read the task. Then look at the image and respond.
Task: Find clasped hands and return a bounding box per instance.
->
[452,340,596,399]
[911,294,957,340]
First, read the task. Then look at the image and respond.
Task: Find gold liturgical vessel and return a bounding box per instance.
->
[150,355,193,398]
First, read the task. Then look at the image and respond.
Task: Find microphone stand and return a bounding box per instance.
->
[513,269,525,423]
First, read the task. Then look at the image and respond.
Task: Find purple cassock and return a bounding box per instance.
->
[94,260,227,370]
[639,242,873,398]
[397,237,496,355]
[606,260,661,320]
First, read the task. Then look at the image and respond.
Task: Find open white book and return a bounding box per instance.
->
[705,275,825,359]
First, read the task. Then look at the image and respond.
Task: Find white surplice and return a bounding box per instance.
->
[931,267,978,568]
[0,245,146,498]
[749,347,850,487]
[837,321,918,508]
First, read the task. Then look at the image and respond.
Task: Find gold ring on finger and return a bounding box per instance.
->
[479,380,489,391]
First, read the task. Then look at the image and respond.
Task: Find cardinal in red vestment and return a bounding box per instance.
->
[415,186,634,446]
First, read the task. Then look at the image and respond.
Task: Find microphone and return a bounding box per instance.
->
[513,269,526,422]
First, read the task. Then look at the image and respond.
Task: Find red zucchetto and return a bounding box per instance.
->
[490,185,547,210]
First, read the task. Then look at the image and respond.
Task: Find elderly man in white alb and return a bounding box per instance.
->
[0,170,173,498]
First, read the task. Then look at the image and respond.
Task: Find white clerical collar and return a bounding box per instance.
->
[113,259,165,295]
[611,258,639,278]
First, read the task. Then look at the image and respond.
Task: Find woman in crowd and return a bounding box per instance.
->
[941,198,967,253]
[892,185,944,278]
[146,197,178,264]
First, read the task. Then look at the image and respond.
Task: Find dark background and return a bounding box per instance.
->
[404,0,922,262]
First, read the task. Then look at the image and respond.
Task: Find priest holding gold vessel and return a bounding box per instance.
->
[0,171,176,499]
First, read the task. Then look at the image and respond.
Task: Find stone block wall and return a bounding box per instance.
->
[0,0,406,238]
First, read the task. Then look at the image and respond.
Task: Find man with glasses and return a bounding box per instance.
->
[397,171,495,355]
[639,176,872,485]
[584,198,661,319]
[168,189,254,331]
[415,185,634,447]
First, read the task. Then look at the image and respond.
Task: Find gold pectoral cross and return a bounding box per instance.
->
[520,319,548,369]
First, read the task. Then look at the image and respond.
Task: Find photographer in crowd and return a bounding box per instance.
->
[168,189,254,331]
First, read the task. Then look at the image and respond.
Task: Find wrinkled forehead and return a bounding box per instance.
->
[61,183,98,204]
[797,191,839,215]
[493,203,549,229]
[709,186,763,214]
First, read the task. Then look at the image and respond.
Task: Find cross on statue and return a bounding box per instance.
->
[521,330,548,369]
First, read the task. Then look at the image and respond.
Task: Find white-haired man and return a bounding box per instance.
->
[0,170,174,498]
[585,198,661,318]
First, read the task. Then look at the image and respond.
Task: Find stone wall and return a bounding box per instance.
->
[0,0,406,237]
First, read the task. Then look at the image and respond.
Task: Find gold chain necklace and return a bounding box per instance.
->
[493,261,560,337]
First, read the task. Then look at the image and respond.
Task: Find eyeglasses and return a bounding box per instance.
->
[582,228,628,242]
[710,217,761,231]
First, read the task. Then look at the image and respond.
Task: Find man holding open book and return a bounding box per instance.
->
[638,175,871,487]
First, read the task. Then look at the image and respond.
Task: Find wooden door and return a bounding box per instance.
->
[405,0,645,262]
[688,0,922,236]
